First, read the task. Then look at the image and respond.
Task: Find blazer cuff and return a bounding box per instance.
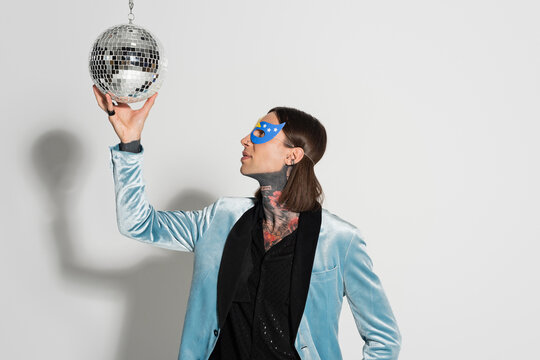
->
[108,142,145,170]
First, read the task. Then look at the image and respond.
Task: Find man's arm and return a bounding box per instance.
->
[109,143,219,252]
[343,229,402,359]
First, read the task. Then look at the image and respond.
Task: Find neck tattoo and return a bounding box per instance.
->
[245,164,300,251]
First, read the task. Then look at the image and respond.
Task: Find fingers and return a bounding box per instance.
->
[105,92,112,110]
[92,85,106,110]
[92,85,117,116]
[140,92,158,114]
[105,92,116,114]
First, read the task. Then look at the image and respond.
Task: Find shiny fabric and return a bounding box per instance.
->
[209,200,300,360]
[108,143,402,360]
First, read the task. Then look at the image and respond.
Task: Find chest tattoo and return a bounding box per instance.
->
[263,216,299,251]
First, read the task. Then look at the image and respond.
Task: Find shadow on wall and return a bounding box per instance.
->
[31,129,218,360]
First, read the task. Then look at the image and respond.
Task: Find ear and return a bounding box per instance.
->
[286,147,305,165]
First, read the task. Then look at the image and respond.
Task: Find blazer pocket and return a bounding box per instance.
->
[310,265,338,282]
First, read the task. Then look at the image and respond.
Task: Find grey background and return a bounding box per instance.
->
[1,0,538,359]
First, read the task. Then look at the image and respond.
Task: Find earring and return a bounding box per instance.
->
[291,159,295,166]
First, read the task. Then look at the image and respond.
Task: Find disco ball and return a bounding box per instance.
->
[88,23,168,104]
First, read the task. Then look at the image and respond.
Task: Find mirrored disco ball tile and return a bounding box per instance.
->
[88,23,168,103]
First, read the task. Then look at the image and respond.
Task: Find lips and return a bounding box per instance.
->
[241,151,252,162]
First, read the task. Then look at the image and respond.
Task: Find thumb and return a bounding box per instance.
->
[141,92,158,114]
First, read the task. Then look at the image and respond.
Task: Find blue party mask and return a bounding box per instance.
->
[250,120,286,144]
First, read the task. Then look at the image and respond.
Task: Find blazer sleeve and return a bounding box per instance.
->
[343,229,402,359]
[108,143,219,252]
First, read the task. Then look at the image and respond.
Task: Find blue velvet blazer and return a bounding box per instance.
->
[109,143,402,360]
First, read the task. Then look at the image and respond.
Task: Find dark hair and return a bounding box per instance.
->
[254,106,327,212]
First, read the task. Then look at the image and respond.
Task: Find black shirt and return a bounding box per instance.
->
[118,139,142,153]
[119,141,301,359]
[209,200,301,360]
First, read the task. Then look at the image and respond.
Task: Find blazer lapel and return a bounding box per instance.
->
[216,201,259,329]
[288,207,322,345]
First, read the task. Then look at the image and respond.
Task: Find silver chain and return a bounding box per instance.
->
[128,0,135,24]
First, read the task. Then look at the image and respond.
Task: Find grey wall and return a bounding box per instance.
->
[1,0,538,359]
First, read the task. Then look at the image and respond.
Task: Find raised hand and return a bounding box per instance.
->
[92,84,158,143]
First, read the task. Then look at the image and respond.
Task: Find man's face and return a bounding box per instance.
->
[240,112,291,176]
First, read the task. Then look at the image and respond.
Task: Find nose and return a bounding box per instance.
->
[241,133,251,147]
